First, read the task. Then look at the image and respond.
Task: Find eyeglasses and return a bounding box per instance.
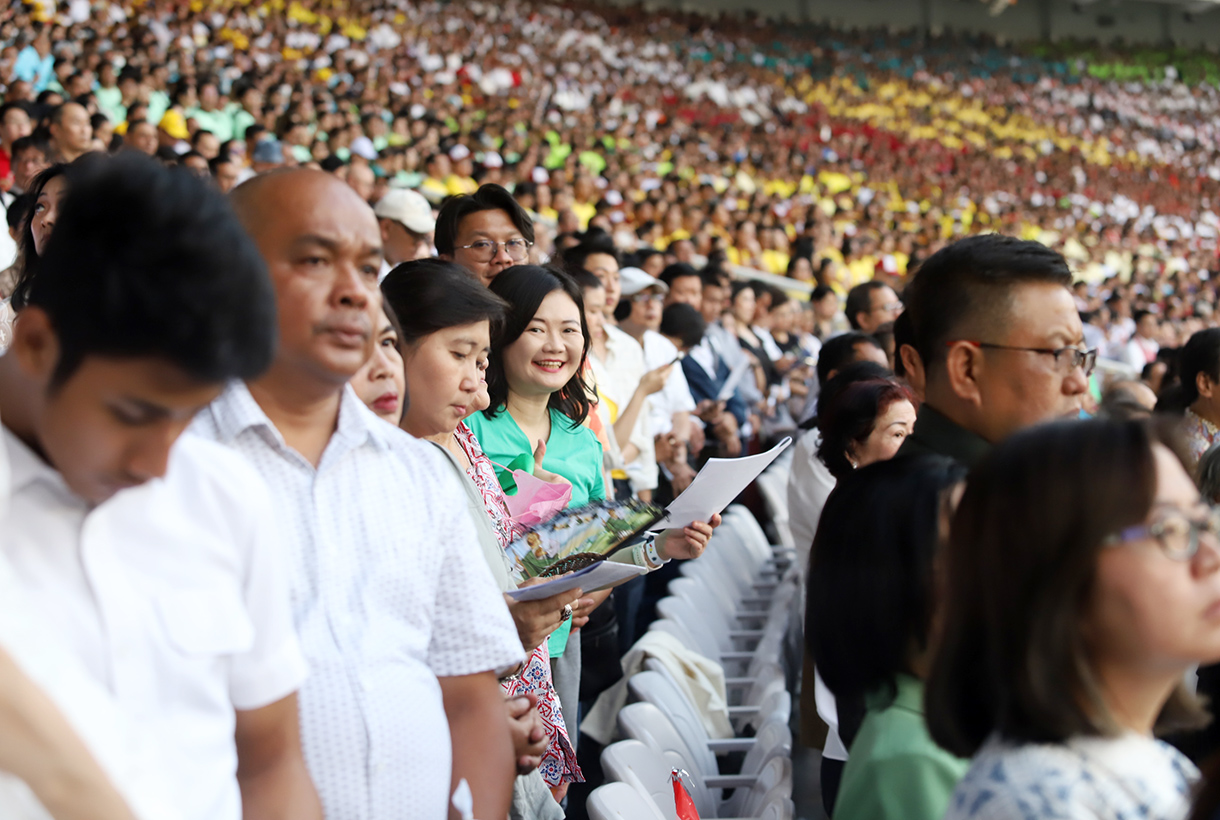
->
[632,293,665,305]
[455,238,533,262]
[872,301,904,314]
[1104,506,1220,561]
[951,340,1098,377]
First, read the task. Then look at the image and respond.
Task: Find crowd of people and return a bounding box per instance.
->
[2,0,1220,819]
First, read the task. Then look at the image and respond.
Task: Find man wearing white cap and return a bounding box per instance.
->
[447,144,477,196]
[374,189,435,280]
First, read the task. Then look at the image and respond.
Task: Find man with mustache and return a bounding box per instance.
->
[192,168,523,820]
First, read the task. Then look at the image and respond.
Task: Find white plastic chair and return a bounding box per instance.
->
[600,738,793,819]
[586,781,669,820]
[618,701,792,781]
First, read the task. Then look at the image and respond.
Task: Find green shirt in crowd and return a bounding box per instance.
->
[832,674,968,820]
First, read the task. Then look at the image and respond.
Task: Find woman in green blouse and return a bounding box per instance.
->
[465,264,607,506]
[806,454,969,820]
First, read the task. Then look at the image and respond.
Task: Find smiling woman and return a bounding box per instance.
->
[467,264,603,507]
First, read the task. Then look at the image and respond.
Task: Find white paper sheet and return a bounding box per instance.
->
[505,561,650,601]
[655,437,793,531]
[716,358,753,402]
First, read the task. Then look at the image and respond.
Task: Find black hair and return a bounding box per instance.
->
[1178,328,1220,408]
[11,162,66,307]
[808,454,968,745]
[11,132,50,161]
[811,284,835,302]
[700,266,729,290]
[560,235,619,275]
[658,263,700,290]
[434,183,535,257]
[191,129,215,147]
[48,101,84,126]
[484,265,592,427]
[845,281,890,330]
[208,153,236,174]
[816,331,885,389]
[6,193,29,232]
[380,258,509,346]
[0,102,28,124]
[905,234,1072,374]
[12,153,276,385]
[1133,309,1155,328]
[892,310,915,379]
[660,303,705,350]
[568,268,604,294]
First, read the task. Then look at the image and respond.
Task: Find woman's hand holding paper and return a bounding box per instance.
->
[660,513,722,561]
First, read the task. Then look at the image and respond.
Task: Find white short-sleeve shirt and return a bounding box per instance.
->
[191,383,524,820]
[642,330,697,438]
[0,428,307,820]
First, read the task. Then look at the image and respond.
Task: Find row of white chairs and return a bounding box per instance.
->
[588,505,800,820]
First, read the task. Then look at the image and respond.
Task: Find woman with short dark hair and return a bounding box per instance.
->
[816,377,917,480]
[929,419,1220,820]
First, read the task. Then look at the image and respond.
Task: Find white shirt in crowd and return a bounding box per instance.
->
[0,429,306,820]
[641,330,696,439]
[593,325,656,492]
[1120,335,1160,373]
[786,430,836,570]
[191,383,524,820]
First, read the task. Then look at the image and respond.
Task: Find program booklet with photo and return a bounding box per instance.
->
[505,497,666,580]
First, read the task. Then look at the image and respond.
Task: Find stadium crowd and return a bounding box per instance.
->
[3,0,1220,819]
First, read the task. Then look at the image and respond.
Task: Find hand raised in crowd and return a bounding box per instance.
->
[504,693,548,775]
[639,362,673,396]
[660,514,722,561]
[505,585,584,652]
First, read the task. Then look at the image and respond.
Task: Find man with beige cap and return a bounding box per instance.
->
[374,188,436,280]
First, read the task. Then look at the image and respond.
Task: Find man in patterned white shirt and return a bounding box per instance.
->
[193,168,523,820]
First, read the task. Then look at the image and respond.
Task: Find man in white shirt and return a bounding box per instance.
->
[198,168,523,820]
[616,267,697,492]
[1119,309,1160,374]
[0,154,319,820]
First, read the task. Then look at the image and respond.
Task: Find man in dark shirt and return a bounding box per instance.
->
[898,234,1093,468]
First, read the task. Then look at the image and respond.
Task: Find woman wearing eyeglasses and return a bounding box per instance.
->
[928,418,1220,820]
[435,184,537,286]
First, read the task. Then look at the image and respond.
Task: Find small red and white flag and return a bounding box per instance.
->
[671,769,701,820]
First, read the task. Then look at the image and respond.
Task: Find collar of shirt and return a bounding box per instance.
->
[604,324,643,360]
[688,336,718,377]
[207,380,392,470]
[900,404,992,469]
[4,425,80,505]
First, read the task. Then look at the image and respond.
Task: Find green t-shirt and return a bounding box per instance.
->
[465,407,605,509]
[95,86,125,124]
[186,106,233,143]
[146,91,170,126]
[230,106,257,140]
[832,675,968,820]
